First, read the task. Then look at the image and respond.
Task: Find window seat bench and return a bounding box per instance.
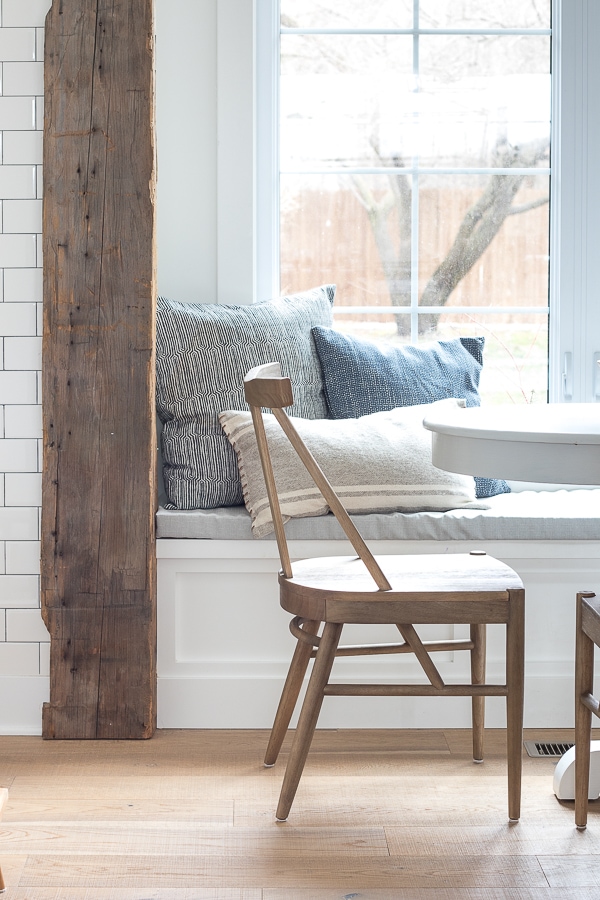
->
[156,488,600,542]
[156,488,600,731]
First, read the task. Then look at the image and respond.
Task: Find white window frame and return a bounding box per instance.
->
[550,0,600,403]
[249,0,600,404]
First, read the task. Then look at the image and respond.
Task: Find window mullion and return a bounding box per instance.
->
[410,0,420,342]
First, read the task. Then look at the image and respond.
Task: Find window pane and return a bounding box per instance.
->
[432,314,548,406]
[281,0,413,30]
[281,34,550,171]
[418,36,550,167]
[418,173,550,308]
[281,35,413,169]
[419,0,550,29]
[277,5,552,406]
[280,173,397,303]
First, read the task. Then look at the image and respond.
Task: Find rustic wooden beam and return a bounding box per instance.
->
[41,0,157,739]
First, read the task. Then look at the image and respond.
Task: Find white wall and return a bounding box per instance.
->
[155,0,255,305]
[0,0,248,733]
[0,0,51,734]
[155,0,218,303]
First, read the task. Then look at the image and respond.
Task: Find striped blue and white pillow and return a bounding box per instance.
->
[219,399,488,539]
[156,286,335,509]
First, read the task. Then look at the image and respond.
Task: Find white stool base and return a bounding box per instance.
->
[553,740,600,800]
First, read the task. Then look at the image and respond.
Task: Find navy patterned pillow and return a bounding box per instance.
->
[157,285,335,509]
[311,327,510,500]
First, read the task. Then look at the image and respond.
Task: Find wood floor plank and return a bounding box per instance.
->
[305,728,450,753]
[3,799,234,824]
[0,729,448,778]
[385,823,600,855]
[0,854,28,889]
[537,854,600,887]
[17,853,549,889]
[0,824,388,856]
[263,891,600,900]
[444,727,579,756]
[5,776,245,801]
[233,775,574,826]
[0,892,588,900]
[4,890,260,899]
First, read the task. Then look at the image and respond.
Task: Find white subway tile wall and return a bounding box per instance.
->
[0,0,51,704]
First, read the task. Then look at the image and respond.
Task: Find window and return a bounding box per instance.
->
[255,0,600,405]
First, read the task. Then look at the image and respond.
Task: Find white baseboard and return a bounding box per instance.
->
[0,676,49,735]
[0,669,575,733]
[156,662,576,730]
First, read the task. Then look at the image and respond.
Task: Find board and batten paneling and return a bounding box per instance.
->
[41,0,157,739]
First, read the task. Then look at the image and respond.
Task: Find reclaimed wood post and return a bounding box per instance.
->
[41,0,157,739]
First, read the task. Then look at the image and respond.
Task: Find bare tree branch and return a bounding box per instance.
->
[506,196,549,217]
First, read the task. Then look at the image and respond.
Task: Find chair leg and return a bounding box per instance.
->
[505,589,525,822]
[0,863,5,892]
[470,623,486,762]
[575,592,595,829]
[276,621,343,821]
[264,619,321,767]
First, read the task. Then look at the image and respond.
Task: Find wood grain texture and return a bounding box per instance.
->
[41,0,157,739]
[0,787,7,892]
[14,854,550,889]
[0,730,599,894]
[1,891,259,900]
[0,891,587,900]
[576,591,600,827]
[0,824,389,857]
[262,892,600,900]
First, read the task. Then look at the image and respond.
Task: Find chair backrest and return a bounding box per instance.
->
[243,362,391,591]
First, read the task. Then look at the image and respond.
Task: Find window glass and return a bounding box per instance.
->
[280,173,399,302]
[418,36,551,168]
[281,35,413,169]
[279,1,552,405]
[419,0,550,30]
[281,1,413,30]
[418,174,550,309]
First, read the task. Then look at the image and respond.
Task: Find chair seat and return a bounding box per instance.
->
[281,553,523,624]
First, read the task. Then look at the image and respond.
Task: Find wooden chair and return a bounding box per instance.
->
[575,590,600,828]
[244,362,525,822]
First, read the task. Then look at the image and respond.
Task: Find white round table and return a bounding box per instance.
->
[423,402,600,485]
[423,401,600,800]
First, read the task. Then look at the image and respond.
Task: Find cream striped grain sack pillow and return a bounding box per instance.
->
[219,398,488,538]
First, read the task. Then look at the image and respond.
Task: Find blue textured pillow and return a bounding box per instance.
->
[311,328,510,500]
[156,285,336,509]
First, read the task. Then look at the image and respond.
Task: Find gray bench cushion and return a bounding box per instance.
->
[156,489,600,541]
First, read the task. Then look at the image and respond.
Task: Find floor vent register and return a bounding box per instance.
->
[524,740,574,758]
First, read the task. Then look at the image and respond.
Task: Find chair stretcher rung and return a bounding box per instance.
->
[581,691,600,718]
[323,683,508,697]
[326,639,475,658]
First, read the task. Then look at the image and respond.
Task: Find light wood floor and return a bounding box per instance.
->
[0,728,598,898]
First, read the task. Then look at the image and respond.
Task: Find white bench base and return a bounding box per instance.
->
[157,536,600,729]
